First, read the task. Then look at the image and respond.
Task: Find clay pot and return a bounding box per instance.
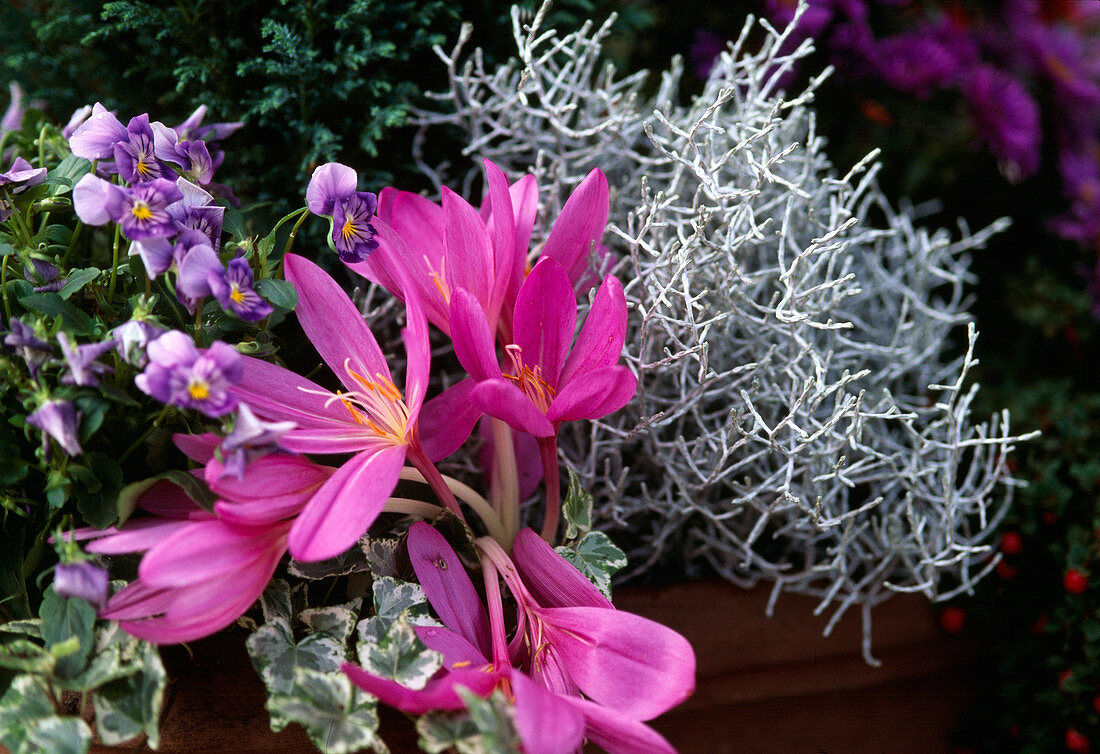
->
[77,580,974,753]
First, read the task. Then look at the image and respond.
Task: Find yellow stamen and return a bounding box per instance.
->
[136,158,154,178]
[229,284,246,304]
[341,218,357,241]
[131,202,153,221]
[188,380,210,400]
[451,660,471,669]
[424,255,451,304]
[503,345,556,413]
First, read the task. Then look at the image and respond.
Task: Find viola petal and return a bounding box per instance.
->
[558,274,628,387]
[306,162,357,216]
[540,168,609,289]
[535,605,696,721]
[469,378,556,437]
[342,664,498,714]
[407,522,492,658]
[546,365,637,424]
[287,444,406,562]
[68,103,127,160]
[512,527,612,609]
[513,257,576,387]
[284,253,392,393]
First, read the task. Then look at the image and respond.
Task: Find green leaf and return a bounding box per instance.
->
[265,668,384,754]
[0,638,55,675]
[562,468,593,541]
[355,616,441,688]
[365,537,401,578]
[371,576,437,626]
[456,689,522,754]
[555,531,628,600]
[39,587,95,680]
[73,452,124,529]
[91,642,164,749]
[57,268,101,300]
[255,278,297,311]
[221,204,249,241]
[45,155,92,194]
[17,292,93,335]
[288,541,370,581]
[26,715,92,754]
[417,711,480,754]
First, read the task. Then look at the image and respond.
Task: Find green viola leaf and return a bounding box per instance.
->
[562,468,594,541]
[255,278,298,311]
[73,452,124,529]
[355,615,441,689]
[45,155,92,194]
[39,587,95,680]
[18,292,94,335]
[57,268,101,300]
[555,531,628,600]
[0,675,91,754]
[266,668,384,754]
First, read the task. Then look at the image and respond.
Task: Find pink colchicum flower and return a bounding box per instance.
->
[228,252,459,562]
[343,523,692,753]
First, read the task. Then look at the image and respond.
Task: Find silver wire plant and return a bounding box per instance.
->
[412,2,1039,663]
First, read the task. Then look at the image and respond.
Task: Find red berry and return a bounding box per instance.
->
[996,560,1018,580]
[939,606,966,634]
[1066,569,1089,595]
[1066,727,1089,752]
[1000,531,1023,555]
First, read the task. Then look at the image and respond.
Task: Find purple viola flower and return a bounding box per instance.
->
[217,403,296,480]
[961,65,1042,182]
[306,162,379,263]
[1,82,25,134]
[25,258,64,293]
[68,103,128,162]
[27,399,82,457]
[135,330,242,417]
[174,234,223,313]
[58,332,116,387]
[152,121,213,185]
[54,561,110,610]
[73,174,183,239]
[62,105,94,140]
[168,179,224,250]
[0,156,48,222]
[113,113,167,183]
[110,317,165,367]
[3,317,50,376]
[209,257,272,322]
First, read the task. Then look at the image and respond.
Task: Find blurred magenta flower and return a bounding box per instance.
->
[229,252,436,561]
[135,330,242,417]
[961,65,1042,181]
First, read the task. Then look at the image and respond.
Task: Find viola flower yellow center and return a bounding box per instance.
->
[341,217,358,241]
[503,345,556,413]
[229,283,246,304]
[187,378,211,400]
[136,157,154,179]
[131,201,154,221]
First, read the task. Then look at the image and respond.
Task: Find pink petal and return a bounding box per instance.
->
[414,625,489,669]
[469,378,555,437]
[442,187,495,316]
[509,669,585,754]
[284,254,392,394]
[450,288,502,382]
[210,455,333,525]
[512,527,612,609]
[232,355,350,426]
[562,695,678,754]
[482,159,516,326]
[509,174,539,271]
[137,477,211,519]
[83,518,197,555]
[513,257,576,387]
[100,581,174,621]
[287,444,406,562]
[546,365,637,424]
[558,274,628,387]
[417,378,482,462]
[172,432,219,463]
[342,664,498,714]
[540,168,609,289]
[407,522,492,658]
[535,606,696,721]
[138,519,287,588]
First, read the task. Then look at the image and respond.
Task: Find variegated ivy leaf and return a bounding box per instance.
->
[55,622,148,692]
[39,586,96,680]
[555,530,628,600]
[90,641,165,749]
[365,537,401,578]
[289,540,370,581]
[256,578,309,626]
[0,619,42,638]
[416,691,521,754]
[562,468,593,542]
[0,638,55,675]
[0,675,91,754]
[371,576,439,626]
[266,668,386,754]
[355,616,441,689]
